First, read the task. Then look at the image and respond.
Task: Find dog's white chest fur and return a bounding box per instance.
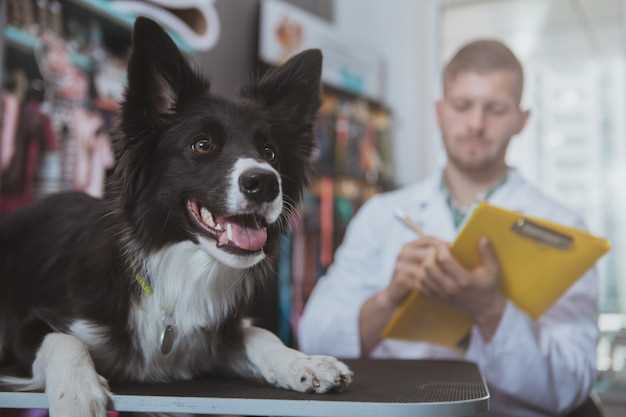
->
[129,242,253,380]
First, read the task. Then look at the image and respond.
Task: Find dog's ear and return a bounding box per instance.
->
[243,49,323,124]
[242,50,323,210]
[122,17,208,132]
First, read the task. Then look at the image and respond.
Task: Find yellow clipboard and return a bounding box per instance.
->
[382,202,611,348]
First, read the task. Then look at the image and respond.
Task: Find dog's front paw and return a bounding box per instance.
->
[287,355,353,393]
[47,369,111,417]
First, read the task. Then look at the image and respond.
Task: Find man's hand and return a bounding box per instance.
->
[382,237,444,307]
[421,237,506,341]
[361,236,505,356]
[359,237,441,356]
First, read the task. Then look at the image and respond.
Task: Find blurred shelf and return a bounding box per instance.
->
[66,0,193,53]
[66,0,135,30]
[4,26,92,71]
[3,0,194,75]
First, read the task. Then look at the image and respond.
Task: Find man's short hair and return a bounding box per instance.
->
[443,39,524,103]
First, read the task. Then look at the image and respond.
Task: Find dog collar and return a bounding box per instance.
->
[134,273,154,295]
[134,272,177,355]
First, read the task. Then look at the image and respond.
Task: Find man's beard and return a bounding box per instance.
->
[444,137,509,176]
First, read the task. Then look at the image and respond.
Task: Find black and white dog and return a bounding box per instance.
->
[0,17,352,417]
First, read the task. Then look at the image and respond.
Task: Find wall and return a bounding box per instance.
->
[334,0,441,185]
[195,0,333,98]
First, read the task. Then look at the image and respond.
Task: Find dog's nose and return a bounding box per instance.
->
[239,169,279,203]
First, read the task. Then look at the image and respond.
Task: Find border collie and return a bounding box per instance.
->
[0,17,352,417]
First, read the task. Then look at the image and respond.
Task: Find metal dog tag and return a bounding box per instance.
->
[160,324,177,355]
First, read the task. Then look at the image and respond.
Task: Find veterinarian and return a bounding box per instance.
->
[299,39,597,417]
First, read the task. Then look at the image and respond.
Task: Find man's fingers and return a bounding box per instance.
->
[395,262,425,291]
[424,262,459,295]
[435,245,469,286]
[420,248,449,298]
[420,283,436,298]
[398,246,437,264]
[421,273,448,299]
[423,249,447,283]
[478,237,500,273]
[403,236,450,250]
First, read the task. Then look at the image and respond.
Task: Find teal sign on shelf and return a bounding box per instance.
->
[339,68,365,95]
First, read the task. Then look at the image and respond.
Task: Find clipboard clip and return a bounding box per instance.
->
[512,218,573,250]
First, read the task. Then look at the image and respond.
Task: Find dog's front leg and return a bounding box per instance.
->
[33,333,112,417]
[240,325,353,393]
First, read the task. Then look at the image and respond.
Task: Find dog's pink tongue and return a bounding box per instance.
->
[232,223,267,251]
[217,220,267,251]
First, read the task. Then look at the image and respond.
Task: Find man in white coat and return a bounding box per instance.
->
[298,40,597,417]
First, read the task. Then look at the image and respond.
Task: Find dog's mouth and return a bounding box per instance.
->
[186,200,268,255]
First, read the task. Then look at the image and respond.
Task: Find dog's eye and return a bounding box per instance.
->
[262,144,277,162]
[191,138,218,155]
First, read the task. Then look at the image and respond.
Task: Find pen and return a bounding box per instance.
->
[393,209,425,237]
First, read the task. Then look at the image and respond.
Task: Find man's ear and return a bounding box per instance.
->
[242,49,323,123]
[435,99,445,130]
[515,108,530,135]
[122,17,208,134]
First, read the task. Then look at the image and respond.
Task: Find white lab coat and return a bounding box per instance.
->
[298,168,598,417]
